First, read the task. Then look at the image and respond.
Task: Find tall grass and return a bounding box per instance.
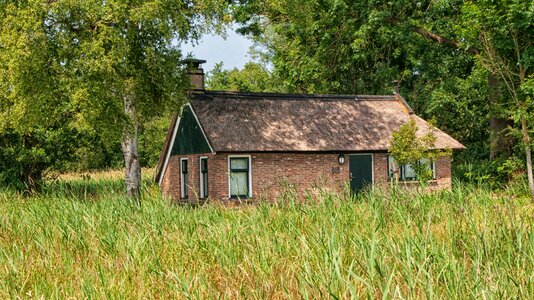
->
[0,176,533,298]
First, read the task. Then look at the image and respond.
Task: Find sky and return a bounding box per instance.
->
[181,27,253,73]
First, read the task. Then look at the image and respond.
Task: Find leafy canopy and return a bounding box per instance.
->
[206,61,281,92]
[0,0,230,189]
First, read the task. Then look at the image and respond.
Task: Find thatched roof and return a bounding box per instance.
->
[190,91,465,152]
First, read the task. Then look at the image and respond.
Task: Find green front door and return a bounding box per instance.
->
[349,154,373,193]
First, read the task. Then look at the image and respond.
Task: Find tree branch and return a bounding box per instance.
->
[411,25,479,56]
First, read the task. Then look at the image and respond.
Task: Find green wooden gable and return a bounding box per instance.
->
[171,105,212,155]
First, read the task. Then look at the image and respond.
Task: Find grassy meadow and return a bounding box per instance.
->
[0,172,533,299]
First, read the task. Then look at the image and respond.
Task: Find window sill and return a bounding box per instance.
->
[389,179,439,184]
[228,196,253,201]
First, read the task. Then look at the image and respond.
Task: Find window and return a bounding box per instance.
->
[228,156,251,198]
[402,163,418,181]
[199,157,208,199]
[180,158,188,198]
[388,156,435,181]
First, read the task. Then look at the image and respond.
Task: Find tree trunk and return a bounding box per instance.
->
[122,95,142,201]
[408,26,515,159]
[520,115,534,201]
[488,74,512,159]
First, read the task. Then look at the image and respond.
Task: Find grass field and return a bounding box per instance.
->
[0,173,533,299]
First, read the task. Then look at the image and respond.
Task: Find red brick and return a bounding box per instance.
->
[160,152,453,202]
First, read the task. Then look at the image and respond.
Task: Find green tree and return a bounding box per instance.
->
[459,0,534,199]
[206,61,280,92]
[234,0,530,182]
[232,0,488,148]
[0,0,229,199]
[0,0,83,189]
[389,118,451,185]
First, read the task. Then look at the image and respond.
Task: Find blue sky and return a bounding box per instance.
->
[181,27,253,73]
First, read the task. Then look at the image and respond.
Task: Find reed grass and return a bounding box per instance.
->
[0,175,532,299]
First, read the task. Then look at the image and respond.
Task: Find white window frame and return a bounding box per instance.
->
[388,156,436,181]
[158,114,181,186]
[227,155,252,199]
[180,158,188,198]
[199,156,208,199]
[158,103,215,186]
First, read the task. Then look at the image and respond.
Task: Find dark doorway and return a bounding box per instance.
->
[349,154,373,193]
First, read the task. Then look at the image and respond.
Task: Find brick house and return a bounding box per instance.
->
[154,59,464,202]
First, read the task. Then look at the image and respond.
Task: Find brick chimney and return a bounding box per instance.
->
[183,58,206,90]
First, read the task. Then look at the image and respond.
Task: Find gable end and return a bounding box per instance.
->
[156,103,214,185]
[171,104,213,155]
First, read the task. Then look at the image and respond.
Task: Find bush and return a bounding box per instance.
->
[453,156,525,187]
[0,127,79,191]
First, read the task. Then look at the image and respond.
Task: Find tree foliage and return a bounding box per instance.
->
[233,0,487,159]
[458,0,534,198]
[389,118,451,184]
[206,61,281,92]
[0,0,229,195]
[1,0,532,193]
[233,0,533,186]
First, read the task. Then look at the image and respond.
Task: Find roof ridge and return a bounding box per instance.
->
[194,90,396,100]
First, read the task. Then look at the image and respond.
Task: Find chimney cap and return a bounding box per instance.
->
[393,80,399,94]
[182,58,206,90]
[182,58,207,69]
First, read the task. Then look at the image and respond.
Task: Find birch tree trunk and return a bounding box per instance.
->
[122,95,142,201]
[521,115,534,201]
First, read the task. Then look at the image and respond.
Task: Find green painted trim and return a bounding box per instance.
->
[170,105,212,155]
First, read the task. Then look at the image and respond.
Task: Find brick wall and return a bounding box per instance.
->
[433,156,453,189]
[374,153,389,187]
[160,152,453,202]
[249,153,349,201]
[160,153,214,201]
